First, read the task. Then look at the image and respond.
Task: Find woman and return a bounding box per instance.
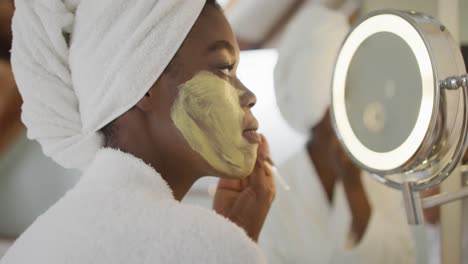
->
[1,0,275,263]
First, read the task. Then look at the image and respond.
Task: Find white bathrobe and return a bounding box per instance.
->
[0,148,266,264]
[259,147,416,264]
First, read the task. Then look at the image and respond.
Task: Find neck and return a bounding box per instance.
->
[157,161,201,201]
[105,109,205,202]
[126,147,201,201]
[107,137,201,202]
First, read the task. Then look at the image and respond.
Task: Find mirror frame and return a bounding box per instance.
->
[331,9,468,191]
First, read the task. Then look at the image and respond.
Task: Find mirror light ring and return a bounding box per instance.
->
[332,13,435,171]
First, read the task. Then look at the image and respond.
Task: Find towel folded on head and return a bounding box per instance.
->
[274,5,349,135]
[11,0,205,170]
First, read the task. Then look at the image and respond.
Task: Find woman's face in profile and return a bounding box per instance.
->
[144,4,260,179]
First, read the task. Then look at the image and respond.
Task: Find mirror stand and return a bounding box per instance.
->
[401,165,468,226]
[401,167,467,263]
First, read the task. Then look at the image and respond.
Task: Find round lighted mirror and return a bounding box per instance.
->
[331,9,468,191]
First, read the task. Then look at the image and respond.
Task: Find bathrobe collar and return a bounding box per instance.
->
[77,148,174,201]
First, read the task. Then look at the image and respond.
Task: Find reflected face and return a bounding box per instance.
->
[171,71,259,178]
[145,5,259,179]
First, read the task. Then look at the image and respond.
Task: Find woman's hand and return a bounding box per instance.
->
[213,134,276,242]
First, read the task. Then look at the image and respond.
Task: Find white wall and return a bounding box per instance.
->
[362,0,468,44]
[462,0,468,43]
[0,134,79,238]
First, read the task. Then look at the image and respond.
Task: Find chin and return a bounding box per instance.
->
[216,157,257,179]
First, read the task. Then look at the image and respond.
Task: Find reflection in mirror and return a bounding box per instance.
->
[346,32,422,153]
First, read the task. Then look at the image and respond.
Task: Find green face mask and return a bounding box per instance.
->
[171,71,258,178]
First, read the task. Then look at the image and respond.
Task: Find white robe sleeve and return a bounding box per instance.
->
[0,185,266,264]
[329,176,417,264]
[171,203,268,264]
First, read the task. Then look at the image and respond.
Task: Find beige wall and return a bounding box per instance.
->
[362,0,468,44]
[461,0,468,43]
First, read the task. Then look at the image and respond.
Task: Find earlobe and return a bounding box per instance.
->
[135,88,156,112]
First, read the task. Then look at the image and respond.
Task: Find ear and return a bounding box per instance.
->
[135,85,157,112]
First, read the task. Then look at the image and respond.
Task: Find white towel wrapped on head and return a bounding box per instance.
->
[274,5,350,135]
[11,0,206,170]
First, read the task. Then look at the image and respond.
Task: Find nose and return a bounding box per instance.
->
[237,79,257,109]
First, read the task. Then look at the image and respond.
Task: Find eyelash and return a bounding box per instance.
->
[218,64,234,77]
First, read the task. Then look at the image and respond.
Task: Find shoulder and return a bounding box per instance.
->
[2,193,265,264]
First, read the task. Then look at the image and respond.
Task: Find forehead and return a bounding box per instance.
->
[179,5,238,55]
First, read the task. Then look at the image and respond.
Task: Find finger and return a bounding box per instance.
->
[240,176,250,189]
[249,159,274,192]
[217,178,246,192]
[257,134,271,162]
[262,161,273,177]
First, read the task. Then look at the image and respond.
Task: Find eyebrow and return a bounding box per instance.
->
[206,40,236,56]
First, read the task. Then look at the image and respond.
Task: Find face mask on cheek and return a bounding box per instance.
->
[170,71,258,178]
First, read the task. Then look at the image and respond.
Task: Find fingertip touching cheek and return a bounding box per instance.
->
[171,71,259,178]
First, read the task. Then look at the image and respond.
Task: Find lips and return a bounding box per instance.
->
[243,129,260,144]
[243,115,260,144]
